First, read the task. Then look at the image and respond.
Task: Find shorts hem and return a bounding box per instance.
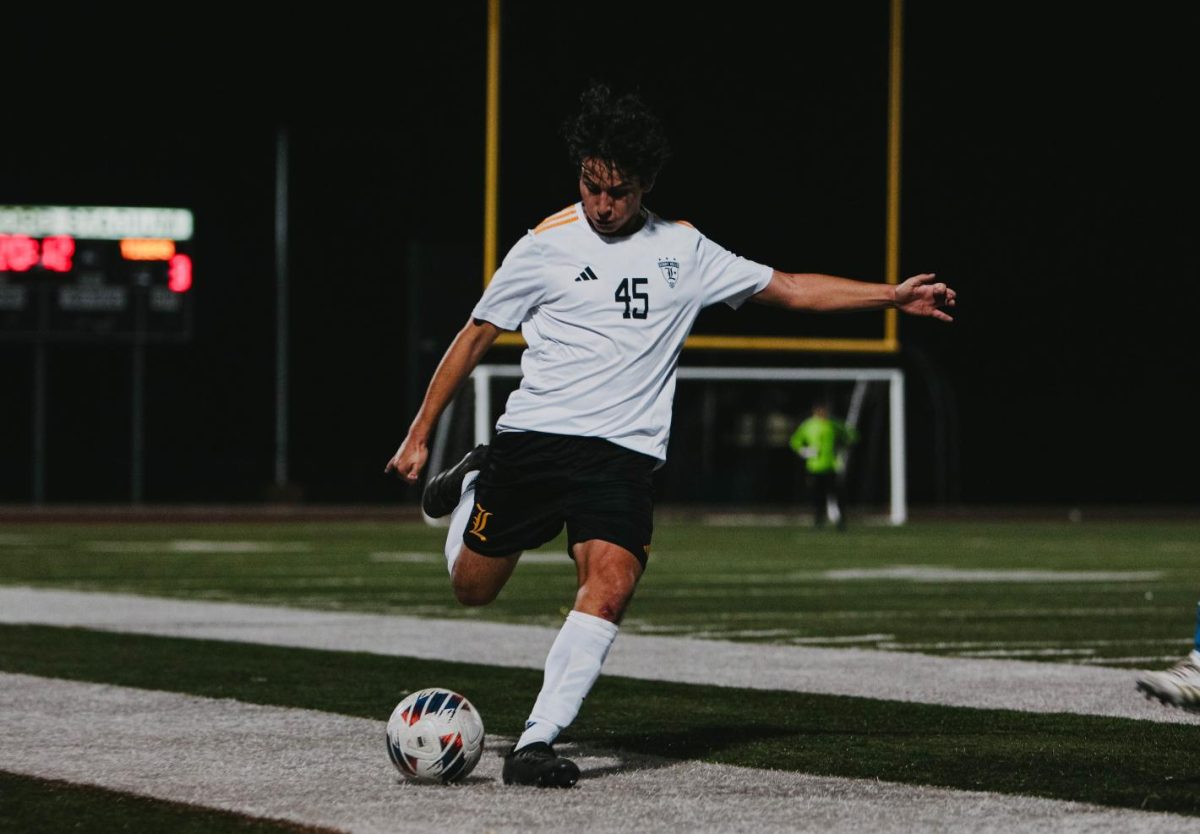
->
[566,535,650,568]
[461,536,524,559]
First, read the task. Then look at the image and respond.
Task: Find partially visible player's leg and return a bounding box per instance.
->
[571,539,644,622]
[505,540,642,788]
[1136,601,1200,710]
[833,471,849,531]
[426,444,491,575]
[438,468,520,602]
[505,438,654,787]
[435,479,521,603]
[451,545,520,606]
[440,471,481,575]
[439,468,522,594]
[435,432,560,598]
[525,540,642,739]
[496,436,652,787]
[1136,651,1200,709]
[810,472,829,527]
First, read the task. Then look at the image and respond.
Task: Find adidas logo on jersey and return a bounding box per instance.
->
[575,266,599,282]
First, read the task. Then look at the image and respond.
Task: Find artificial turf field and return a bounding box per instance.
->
[2,517,1199,831]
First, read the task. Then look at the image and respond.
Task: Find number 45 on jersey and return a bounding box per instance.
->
[615,277,648,319]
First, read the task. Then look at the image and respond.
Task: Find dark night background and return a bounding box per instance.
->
[1,3,1196,510]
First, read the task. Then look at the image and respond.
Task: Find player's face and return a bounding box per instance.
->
[579,159,650,236]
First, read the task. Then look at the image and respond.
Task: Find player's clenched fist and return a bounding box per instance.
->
[384,438,427,483]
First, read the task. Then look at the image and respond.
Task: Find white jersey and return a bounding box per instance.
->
[471,203,773,462]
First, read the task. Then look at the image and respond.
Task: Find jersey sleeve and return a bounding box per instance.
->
[471,234,547,331]
[693,233,774,310]
[789,423,808,454]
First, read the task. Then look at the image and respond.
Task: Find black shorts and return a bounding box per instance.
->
[463,431,655,566]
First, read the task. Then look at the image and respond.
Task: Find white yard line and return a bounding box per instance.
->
[2,672,1195,834]
[0,586,1194,725]
[808,566,1163,582]
[85,540,312,553]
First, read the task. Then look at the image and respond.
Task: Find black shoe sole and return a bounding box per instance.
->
[502,759,580,788]
[1137,681,1200,711]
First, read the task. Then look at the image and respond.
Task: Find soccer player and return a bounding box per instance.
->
[790,401,859,530]
[385,83,956,787]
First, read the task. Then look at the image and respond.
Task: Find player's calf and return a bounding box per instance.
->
[450,547,519,607]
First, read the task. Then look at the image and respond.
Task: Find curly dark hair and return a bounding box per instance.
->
[561,83,671,187]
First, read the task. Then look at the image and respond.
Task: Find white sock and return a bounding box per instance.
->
[442,471,479,575]
[516,610,619,749]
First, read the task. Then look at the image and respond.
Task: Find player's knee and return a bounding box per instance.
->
[576,580,636,623]
[451,576,499,607]
[593,598,627,623]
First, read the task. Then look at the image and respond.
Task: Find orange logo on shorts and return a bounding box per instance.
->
[468,503,492,541]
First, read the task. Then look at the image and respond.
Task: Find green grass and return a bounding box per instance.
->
[1,520,1197,665]
[3,625,1200,816]
[0,770,337,834]
[4,519,1200,829]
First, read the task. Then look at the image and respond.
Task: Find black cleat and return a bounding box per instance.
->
[421,444,489,518]
[502,742,580,788]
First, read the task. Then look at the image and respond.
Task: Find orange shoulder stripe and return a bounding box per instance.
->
[534,205,577,230]
[533,215,579,234]
[674,220,695,229]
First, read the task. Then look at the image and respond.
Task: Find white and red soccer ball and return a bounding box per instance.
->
[386,688,485,783]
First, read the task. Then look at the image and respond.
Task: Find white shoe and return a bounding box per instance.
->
[1136,650,1200,710]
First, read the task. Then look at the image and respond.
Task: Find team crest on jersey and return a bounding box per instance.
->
[657,257,680,288]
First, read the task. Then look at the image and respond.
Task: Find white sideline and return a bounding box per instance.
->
[0,586,1194,725]
[2,672,1196,834]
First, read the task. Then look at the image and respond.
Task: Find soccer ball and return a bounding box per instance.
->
[385,688,485,783]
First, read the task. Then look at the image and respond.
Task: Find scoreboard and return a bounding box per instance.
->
[0,205,194,341]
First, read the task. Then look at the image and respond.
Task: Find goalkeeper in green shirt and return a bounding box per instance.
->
[790,402,858,529]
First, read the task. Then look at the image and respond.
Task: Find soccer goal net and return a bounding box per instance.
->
[425,364,907,525]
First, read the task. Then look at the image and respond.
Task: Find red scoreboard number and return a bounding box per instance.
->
[0,234,74,273]
[0,233,192,291]
[168,251,192,293]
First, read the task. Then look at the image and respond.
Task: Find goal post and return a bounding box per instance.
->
[426,364,907,526]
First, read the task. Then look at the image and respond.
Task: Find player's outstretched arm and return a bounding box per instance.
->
[384,318,502,483]
[751,271,955,321]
